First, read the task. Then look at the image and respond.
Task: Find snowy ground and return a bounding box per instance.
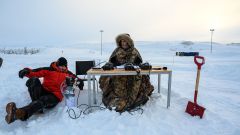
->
[0,42,240,135]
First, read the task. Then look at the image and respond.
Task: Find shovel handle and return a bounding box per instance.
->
[194,56,205,70]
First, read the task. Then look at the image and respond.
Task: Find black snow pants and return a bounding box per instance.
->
[20,77,60,120]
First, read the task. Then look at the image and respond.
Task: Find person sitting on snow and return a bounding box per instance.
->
[99,33,154,112]
[5,57,84,124]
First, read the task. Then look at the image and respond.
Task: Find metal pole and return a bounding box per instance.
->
[100,30,104,56]
[87,73,92,106]
[158,73,161,93]
[93,75,97,104]
[167,71,172,108]
[210,29,214,53]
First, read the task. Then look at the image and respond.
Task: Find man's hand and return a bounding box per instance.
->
[102,62,114,70]
[124,63,135,71]
[19,68,30,78]
[139,62,152,70]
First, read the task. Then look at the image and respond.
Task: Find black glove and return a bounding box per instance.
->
[19,68,30,78]
[102,62,114,70]
[65,77,74,86]
[124,63,135,71]
[77,79,84,90]
[139,62,152,70]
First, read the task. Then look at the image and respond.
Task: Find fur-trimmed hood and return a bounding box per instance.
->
[109,34,143,66]
[115,33,134,48]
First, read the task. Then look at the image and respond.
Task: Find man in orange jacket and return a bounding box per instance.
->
[5,57,84,124]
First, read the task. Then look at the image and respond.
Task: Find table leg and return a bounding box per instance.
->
[87,74,92,106]
[158,73,161,93]
[167,71,172,108]
[93,75,97,104]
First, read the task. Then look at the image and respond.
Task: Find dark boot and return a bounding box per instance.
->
[5,102,27,124]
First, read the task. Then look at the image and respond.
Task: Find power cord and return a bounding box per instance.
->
[94,61,107,68]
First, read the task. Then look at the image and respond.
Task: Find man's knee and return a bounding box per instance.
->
[26,77,41,87]
[39,95,59,108]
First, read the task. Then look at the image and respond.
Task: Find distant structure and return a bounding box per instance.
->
[176,52,199,56]
[210,29,215,53]
[0,57,3,68]
[100,30,104,56]
[181,41,194,46]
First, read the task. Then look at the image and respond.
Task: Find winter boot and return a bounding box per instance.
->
[5,102,27,124]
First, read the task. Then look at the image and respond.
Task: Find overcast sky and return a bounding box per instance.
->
[0,0,239,45]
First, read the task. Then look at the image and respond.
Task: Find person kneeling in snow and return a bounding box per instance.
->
[5,57,84,124]
[99,33,154,112]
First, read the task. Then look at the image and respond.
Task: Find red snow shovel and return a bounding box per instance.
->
[185,56,206,118]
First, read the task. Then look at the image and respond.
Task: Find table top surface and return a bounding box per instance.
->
[87,66,172,75]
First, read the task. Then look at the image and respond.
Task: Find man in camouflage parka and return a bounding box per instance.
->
[99,33,154,112]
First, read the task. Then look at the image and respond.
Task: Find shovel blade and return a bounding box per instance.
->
[185,101,205,118]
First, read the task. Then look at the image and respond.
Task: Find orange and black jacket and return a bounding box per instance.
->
[25,62,77,101]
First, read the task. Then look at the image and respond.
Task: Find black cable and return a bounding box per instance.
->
[66,104,107,119]
[82,105,106,115]
[95,61,107,67]
[67,107,81,119]
[127,107,144,115]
